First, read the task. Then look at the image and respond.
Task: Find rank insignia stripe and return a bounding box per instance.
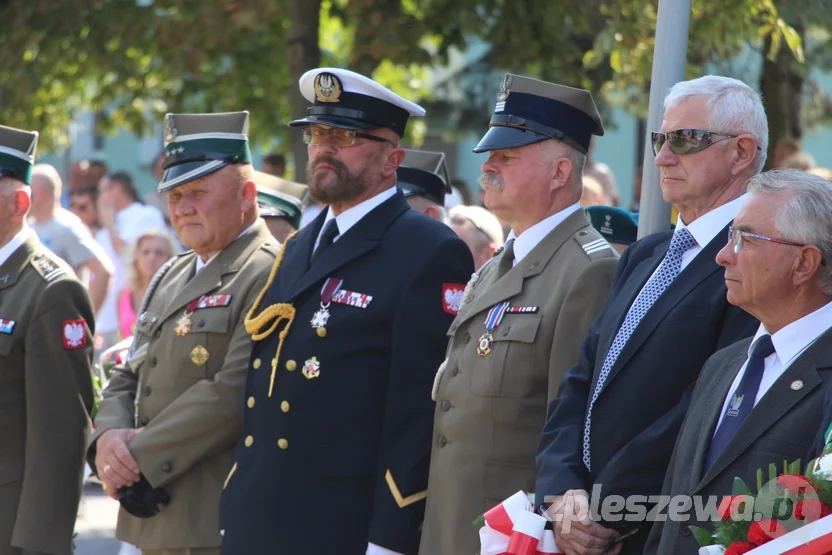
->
[384,470,427,508]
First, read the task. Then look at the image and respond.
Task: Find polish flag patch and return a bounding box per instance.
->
[442,283,465,315]
[62,319,87,349]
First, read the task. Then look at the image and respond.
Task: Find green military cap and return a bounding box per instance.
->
[255,170,307,228]
[585,206,639,246]
[397,150,452,206]
[159,111,253,193]
[474,73,604,155]
[0,124,38,185]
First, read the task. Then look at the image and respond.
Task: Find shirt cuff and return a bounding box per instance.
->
[366,542,404,555]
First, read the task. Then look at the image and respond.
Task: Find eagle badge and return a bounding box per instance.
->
[314,73,343,103]
[62,319,87,349]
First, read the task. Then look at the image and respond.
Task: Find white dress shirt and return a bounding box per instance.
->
[313,186,398,252]
[674,194,746,272]
[0,227,33,267]
[194,220,262,273]
[715,300,832,431]
[504,202,582,266]
[310,187,404,555]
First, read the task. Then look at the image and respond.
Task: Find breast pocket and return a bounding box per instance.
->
[180,308,232,378]
[470,315,542,398]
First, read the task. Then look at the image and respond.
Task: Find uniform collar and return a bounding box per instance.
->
[321,186,397,240]
[0,227,33,268]
[505,202,582,265]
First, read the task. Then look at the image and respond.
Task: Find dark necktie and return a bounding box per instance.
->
[495,239,515,279]
[704,334,776,471]
[310,219,339,264]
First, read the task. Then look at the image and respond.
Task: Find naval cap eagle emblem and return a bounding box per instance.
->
[315,72,343,103]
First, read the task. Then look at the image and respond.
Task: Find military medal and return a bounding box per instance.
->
[302,356,321,379]
[190,345,209,366]
[175,298,200,337]
[477,302,510,357]
[311,278,343,337]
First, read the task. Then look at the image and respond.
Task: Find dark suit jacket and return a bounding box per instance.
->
[811,383,832,459]
[645,330,832,554]
[536,226,758,554]
[219,192,474,555]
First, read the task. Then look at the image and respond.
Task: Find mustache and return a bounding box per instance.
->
[309,156,348,173]
[479,173,504,191]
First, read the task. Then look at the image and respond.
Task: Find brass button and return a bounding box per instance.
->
[286,360,297,371]
[437,435,448,447]
[247,397,255,408]
[161,462,172,472]
[245,435,254,447]
[143,386,152,397]
[316,327,327,338]
[252,358,262,370]
[450,365,459,377]
[281,401,290,413]
[277,438,288,449]
[441,400,451,411]
[463,333,471,344]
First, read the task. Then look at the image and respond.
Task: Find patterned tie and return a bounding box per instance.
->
[310,219,339,264]
[582,227,697,470]
[704,334,775,471]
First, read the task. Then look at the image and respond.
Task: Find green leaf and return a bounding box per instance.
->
[733,477,754,496]
[787,459,802,475]
[690,525,715,547]
[472,514,485,528]
[777,18,805,63]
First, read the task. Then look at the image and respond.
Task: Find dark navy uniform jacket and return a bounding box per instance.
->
[219,192,474,555]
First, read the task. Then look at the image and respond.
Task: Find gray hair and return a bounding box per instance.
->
[664,75,768,174]
[747,169,832,293]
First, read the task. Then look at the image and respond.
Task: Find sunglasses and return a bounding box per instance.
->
[651,129,752,156]
[302,126,392,147]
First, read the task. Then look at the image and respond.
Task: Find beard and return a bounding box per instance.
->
[307,156,366,205]
[479,172,504,192]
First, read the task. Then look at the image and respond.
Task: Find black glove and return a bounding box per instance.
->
[118,475,171,518]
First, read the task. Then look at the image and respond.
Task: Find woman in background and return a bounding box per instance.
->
[117,228,177,339]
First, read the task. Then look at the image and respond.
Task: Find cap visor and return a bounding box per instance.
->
[288,115,377,131]
[473,126,549,153]
[159,160,228,193]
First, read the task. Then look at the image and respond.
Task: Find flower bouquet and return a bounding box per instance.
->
[693,455,832,555]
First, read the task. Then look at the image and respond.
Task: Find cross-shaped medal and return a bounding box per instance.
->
[0,274,9,284]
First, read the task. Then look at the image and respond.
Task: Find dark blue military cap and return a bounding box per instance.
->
[397,150,452,206]
[474,73,604,155]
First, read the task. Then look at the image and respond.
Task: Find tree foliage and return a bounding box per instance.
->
[1,0,829,171]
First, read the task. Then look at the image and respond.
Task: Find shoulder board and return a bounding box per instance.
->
[259,238,280,256]
[30,252,67,282]
[573,227,616,260]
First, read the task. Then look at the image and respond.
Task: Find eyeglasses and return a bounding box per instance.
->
[302,126,392,147]
[651,129,745,156]
[727,225,809,254]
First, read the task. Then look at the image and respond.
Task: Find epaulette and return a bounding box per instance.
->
[30,252,66,282]
[573,227,615,260]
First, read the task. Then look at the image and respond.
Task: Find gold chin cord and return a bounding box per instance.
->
[244,230,299,397]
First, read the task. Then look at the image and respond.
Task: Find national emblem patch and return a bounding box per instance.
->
[62,319,87,349]
[442,283,465,315]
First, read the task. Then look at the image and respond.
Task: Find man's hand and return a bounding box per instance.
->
[95,428,143,498]
[546,489,620,555]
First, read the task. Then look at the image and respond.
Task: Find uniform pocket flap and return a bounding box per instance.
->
[0,335,13,357]
[492,315,542,344]
[194,307,232,334]
[316,447,378,478]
